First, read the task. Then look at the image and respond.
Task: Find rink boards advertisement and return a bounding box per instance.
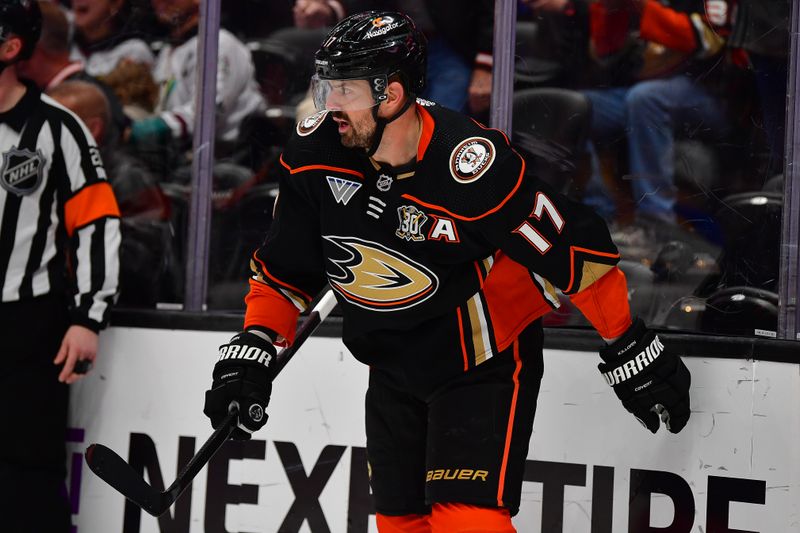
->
[68,327,800,532]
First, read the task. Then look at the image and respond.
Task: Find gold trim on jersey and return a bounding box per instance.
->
[578,261,615,293]
[466,292,495,366]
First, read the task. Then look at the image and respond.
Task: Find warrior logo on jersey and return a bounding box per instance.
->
[324,235,439,311]
[326,176,361,205]
[450,137,495,183]
[0,147,45,196]
[297,110,329,136]
[396,205,428,241]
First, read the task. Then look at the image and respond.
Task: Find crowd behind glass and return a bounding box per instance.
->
[40,0,790,338]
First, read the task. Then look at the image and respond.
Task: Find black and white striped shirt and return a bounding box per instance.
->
[0,82,120,331]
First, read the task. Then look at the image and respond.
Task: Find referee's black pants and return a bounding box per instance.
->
[0,295,72,533]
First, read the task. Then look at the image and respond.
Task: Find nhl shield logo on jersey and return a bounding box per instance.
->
[324,235,439,311]
[450,137,495,183]
[376,173,393,192]
[0,147,45,196]
[297,110,329,136]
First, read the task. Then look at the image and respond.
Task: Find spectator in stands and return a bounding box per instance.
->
[49,80,174,307]
[293,0,346,28]
[16,1,128,142]
[528,0,732,251]
[129,0,266,152]
[96,58,159,121]
[728,0,790,182]
[47,80,168,220]
[407,0,495,117]
[70,0,154,77]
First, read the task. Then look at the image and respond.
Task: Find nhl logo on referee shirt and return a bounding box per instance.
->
[0,147,45,196]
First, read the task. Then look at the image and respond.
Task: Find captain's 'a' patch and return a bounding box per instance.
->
[297,110,329,136]
[449,137,495,183]
[0,147,45,196]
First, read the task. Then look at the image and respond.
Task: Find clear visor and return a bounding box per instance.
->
[311,74,381,112]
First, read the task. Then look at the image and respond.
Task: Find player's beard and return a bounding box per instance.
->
[333,111,378,150]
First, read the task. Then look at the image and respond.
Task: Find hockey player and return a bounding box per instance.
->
[0,1,120,531]
[203,11,691,532]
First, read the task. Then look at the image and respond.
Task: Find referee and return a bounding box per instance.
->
[0,2,120,531]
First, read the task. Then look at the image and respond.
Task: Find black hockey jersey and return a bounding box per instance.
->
[245,101,631,380]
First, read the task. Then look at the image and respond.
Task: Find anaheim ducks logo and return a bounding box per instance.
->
[324,235,438,311]
[297,110,328,136]
[450,137,495,183]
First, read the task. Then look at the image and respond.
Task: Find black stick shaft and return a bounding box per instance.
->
[142,287,337,514]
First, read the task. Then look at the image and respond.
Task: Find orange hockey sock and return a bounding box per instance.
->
[429,503,516,533]
[376,512,432,533]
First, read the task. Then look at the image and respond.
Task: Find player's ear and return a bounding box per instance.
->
[0,36,23,63]
[383,79,406,112]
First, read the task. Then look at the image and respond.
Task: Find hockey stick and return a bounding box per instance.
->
[84,287,338,517]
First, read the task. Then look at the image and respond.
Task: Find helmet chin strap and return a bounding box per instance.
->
[365,95,415,157]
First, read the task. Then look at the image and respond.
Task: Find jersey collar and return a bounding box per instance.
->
[416,103,434,162]
[0,80,41,133]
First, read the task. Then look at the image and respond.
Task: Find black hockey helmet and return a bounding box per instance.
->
[313,10,427,108]
[0,0,42,60]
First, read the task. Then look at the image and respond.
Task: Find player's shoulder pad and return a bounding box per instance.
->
[282,110,351,172]
[296,109,330,137]
[418,106,524,219]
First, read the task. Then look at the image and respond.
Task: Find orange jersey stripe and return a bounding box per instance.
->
[63,182,120,237]
[483,255,552,353]
[244,279,301,345]
[570,266,632,339]
[469,117,512,146]
[279,154,364,180]
[456,307,469,371]
[497,339,522,507]
[417,104,435,161]
[565,246,621,294]
[401,155,526,222]
[473,260,485,285]
[252,253,313,303]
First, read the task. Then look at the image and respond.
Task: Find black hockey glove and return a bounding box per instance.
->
[598,319,691,434]
[204,330,277,440]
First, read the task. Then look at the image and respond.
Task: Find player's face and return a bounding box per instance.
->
[331,107,377,149]
[313,78,379,149]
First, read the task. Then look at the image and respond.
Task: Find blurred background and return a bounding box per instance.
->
[38,0,791,339]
